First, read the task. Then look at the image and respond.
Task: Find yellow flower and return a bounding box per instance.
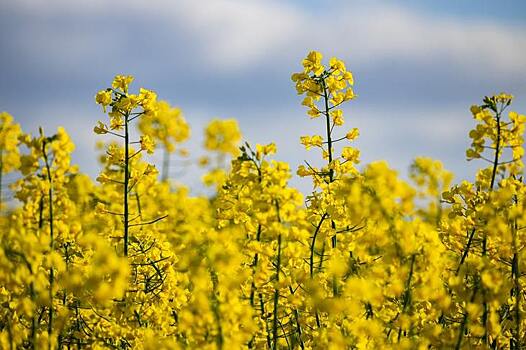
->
[95,90,112,110]
[300,135,323,150]
[256,142,277,159]
[345,128,359,141]
[96,173,112,183]
[112,74,134,93]
[342,146,360,163]
[302,50,324,75]
[137,100,190,153]
[138,88,158,114]
[110,115,123,130]
[204,118,242,156]
[144,163,158,175]
[331,109,344,126]
[329,57,346,73]
[93,121,108,134]
[140,135,156,154]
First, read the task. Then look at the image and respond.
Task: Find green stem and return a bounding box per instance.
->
[512,195,521,349]
[322,77,339,296]
[250,224,262,307]
[485,110,501,254]
[397,254,416,341]
[310,213,327,277]
[135,192,142,220]
[321,78,333,182]
[272,233,282,350]
[75,303,82,349]
[489,111,501,192]
[42,138,54,348]
[30,268,37,348]
[124,113,130,256]
[318,242,326,270]
[260,293,272,349]
[293,309,305,350]
[250,167,264,309]
[208,260,223,349]
[481,109,502,344]
[456,228,476,275]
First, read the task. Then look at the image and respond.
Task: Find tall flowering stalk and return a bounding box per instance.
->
[442,93,526,349]
[94,75,158,256]
[292,51,358,278]
[292,52,361,330]
[217,142,309,348]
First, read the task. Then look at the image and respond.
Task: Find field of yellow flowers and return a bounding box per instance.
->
[0,51,525,349]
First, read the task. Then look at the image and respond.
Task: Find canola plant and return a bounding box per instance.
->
[0,51,525,349]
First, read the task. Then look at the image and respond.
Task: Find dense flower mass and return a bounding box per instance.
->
[0,52,525,349]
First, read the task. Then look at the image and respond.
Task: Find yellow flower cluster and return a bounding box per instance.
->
[293,51,359,188]
[201,118,243,189]
[0,53,525,349]
[292,51,355,120]
[94,75,158,129]
[138,100,190,152]
[204,118,242,156]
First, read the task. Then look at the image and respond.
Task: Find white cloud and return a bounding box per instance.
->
[335,4,526,75]
[6,0,526,74]
[147,0,305,69]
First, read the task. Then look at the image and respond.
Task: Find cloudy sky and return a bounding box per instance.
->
[1,0,525,193]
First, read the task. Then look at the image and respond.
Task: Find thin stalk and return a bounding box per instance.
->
[250,164,263,308]
[42,138,54,348]
[455,309,469,349]
[28,256,37,348]
[321,78,333,182]
[512,195,521,349]
[322,77,340,296]
[75,303,82,349]
[293,309,305,350]
[210,269,224,350]
[456,228,476,275]
[124,113,130,256]
[484,110,501,255]
[310,213,327,277]
[318,242,326,270]
[489,111,501,192]
[31,284,37,347]
[135,192,142,220]
[397,254,416,342]
[481,109,502,344]
[272,233,282,350]
[259,293,272,349]
[250,224,262,307]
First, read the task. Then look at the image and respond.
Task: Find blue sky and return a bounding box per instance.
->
[1,0,525,194]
